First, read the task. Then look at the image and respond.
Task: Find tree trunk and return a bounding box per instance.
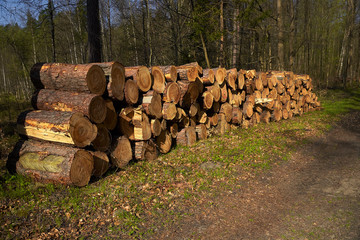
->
[87,0,102,62]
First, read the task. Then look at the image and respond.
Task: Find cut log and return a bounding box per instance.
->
[216,113,229,135]
[132,108,152,141]
[17,110,97,148]
[110,136,133,168]
[92,124,111,152]
[179,116,190,128]
[163,82,180,104]
[103,100,117,130]
[260,110,271,123]
[254,72,264,91]
[142,90,163,119]
[176,126,197,146]
[197,110,208,124]
[177,64,199,81]
[202,69,215,85]
[189,103,200,117]
[178,62,202,74]
[169,122,178,138]
[208,113,219,126]
[151,119,162,137]
[220,83,228,103]
[162,102,177,120]
[231,106,243,125]
[271,108,283,122]
[118,107,135,140]
[90,151,110,177]
[195,124,207,140]
[206,82,221,102]
[220,103,233,122]
[32,89,107,124]
[156,129,172,153]
[124,79,139,105]
[161,119,167,130]
[178,80,200,108]
[158,65,177,82]
[96,61,125,101]
[246,69,256,79]
[212,67,226,85]
[242,102,254,118]
[144,139,159,161]
[125,66,152,92]
[30,62,106,95]
[14,140,93,186]
[282,109,289,120]
[261,87,270,98]
[150,66,166,93]
[237,69,245,90]
[202,91,214,110]
[225,68,237,90]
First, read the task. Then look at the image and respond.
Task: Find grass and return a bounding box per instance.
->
[0,88,359,239]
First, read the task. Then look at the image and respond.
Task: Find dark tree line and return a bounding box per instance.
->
[0,0,359,99]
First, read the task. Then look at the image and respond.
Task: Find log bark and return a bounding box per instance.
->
[32,89,107,124]
[125,66,152,92]
[142,90,163,119]
[202,69,215,85]
[176,126,196,146]
[17,110,97,147]
[110,136,133,168]
[14,140,93,186]
[96,61,125,101]
[157,65,177,82]
[103,100,117,130]
[163,82,180,104]
[177,63,199,81]
[30,62,106,95]
[150,66,166,93]
[231,106,243,125]
[260,110,271,123]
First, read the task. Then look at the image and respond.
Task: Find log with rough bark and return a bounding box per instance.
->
[124,79,139,105]
[158,65,177,82]
[17,110,97,147]
[91,151,110,177]
[103,100,117,130]
[178,80,200,108]
[212,67,226,85]
[125,66,152,92]
[225,68,237,90]
[195,124,207,140]
[142,90,163,119]
[14,140,93,186]
[156,129,172,153]
[30,62,107,95]
[150,66,166,93]
[176,126,197,146]
[96,61,125,101]
[32,89,107,124]
[178,62,203,74]
[163,82,180,104]
[110,136,133,168]
[92,124,111,152]
[202,69,215,85]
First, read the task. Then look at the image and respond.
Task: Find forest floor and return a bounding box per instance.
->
[1,89,360,239]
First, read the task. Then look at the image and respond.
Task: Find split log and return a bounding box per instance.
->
[14,140,93,187]
[103,100,117,130]
[245,70,256,79]
[91,151,110,177]
[156,129,172,153]
[195,124,207,140]
[118,107,135,140]
[163,82,180,104]
[162,102,177,120]
[124,79,139,105]
[32,89,106,124]
[110,136,133,168]
[142,90,163,119]
[92,124,111,152]
[30,62,106,95]
[202,91,214,110]
[150,66,166,93]
[125,66,152,92]
[176,126,197,146]
[96,61,125,101]
[133,108,152,141]
[202,69,215,85]
[158,65,177,82]
[17,110,97,148]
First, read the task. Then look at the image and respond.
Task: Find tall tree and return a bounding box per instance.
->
[87,0,102,62]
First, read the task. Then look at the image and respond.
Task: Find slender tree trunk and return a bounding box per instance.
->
[289,0,295,70]
[219,0,224,67]
[200,33,210,68]
[107,0,112,60]
[277,0,284,70]
[231,7,239,68]
[129,1,139,65]
[144,0,152,66]
[87,0,102,62]
[1,54,7,93]
[48,0,56,62]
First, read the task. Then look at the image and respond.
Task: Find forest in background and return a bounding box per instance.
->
[0,0,359,99]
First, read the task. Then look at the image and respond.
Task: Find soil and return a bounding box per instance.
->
[152,111,360,239]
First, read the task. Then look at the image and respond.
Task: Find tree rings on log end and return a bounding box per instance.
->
[89,96,107,123]
[86,65,107,95]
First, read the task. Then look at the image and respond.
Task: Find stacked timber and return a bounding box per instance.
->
[9,61,321,187]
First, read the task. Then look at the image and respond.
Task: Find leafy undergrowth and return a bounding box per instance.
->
[1,89,359,239]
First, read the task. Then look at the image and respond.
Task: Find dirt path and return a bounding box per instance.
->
[154,111,360,239]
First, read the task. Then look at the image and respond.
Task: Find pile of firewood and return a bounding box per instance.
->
[9,62,321,186]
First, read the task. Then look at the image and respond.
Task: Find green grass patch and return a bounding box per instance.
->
[0,88,359,239]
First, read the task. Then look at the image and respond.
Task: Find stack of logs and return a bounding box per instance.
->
[9,62,321,186]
